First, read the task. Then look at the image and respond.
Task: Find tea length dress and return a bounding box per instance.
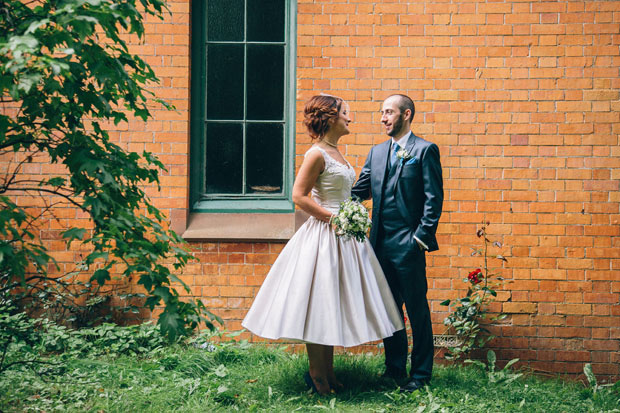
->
[242,146,403,347]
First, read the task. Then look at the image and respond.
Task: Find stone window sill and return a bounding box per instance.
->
[181,211,310,242]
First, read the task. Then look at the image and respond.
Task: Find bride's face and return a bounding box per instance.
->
[329,102,351,137]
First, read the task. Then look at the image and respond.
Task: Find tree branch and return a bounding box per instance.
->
[2,187,86,211]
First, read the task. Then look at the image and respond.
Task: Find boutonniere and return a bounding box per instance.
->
[396,148,412,163]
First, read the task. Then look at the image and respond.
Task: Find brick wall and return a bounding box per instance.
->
[292,0,620,379]
[4,0,618,379]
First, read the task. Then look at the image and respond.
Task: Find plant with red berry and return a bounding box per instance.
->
[440,222,508,360]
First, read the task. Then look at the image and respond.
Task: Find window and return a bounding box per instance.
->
[189,0,296,213]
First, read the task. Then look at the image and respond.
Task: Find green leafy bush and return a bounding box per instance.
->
[465,350,522,385]
[0,0,220,339]
[0,296,40,373]
[37,320,168,357]
[1,300,169,374]
[440,222,508,360]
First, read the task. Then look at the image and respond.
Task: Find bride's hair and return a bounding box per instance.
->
[303,94,343,140]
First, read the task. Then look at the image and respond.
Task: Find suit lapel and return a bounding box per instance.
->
[374,139,391,192]
[394,131,416,181]
[393,132,418,226]
[404,132,418,160]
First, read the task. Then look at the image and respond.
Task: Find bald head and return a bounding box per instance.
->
[381,94,416,138]
[385,94,415,121]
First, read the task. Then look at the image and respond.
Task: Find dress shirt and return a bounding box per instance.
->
[391,132,411,154]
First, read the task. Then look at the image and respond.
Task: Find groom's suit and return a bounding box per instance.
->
[352,131,443,382]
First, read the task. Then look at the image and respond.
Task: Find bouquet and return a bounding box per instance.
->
[330,198,372,242]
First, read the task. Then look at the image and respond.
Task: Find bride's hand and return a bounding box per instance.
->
[328,214,337,229]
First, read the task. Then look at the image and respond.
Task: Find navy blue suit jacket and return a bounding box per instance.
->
[352,133,443,252]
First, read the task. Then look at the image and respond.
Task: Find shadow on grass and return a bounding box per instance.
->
[260,351,400,402]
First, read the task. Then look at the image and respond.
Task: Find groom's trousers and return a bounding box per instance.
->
[374,210,434,382]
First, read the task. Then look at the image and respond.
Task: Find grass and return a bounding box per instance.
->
[1,337,619,412]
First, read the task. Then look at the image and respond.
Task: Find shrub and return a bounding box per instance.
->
[440,222,508,360]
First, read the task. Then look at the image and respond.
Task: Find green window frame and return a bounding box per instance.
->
[189,0,296,213]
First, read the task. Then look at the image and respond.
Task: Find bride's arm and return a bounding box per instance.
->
[292,150,333,223]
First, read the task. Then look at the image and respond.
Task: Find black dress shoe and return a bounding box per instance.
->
[400,378,429,393]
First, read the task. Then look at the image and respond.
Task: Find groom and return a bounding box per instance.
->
[352,94,443,392]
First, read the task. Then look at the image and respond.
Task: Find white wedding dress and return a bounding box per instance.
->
[242,146,404,347]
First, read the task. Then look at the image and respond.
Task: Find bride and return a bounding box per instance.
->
[242,95,403,395]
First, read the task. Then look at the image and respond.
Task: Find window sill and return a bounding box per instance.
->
[181,211,310,242]
[191,199,294,213]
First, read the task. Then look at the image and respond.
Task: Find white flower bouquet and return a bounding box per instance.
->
[330,198,372,242]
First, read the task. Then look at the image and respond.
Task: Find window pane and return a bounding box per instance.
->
[246,45,284,121]
[207,44,244,120]
[247,0,285,42]
[245,123,283,194]
[206,123,243,194]
[207,0,244,41]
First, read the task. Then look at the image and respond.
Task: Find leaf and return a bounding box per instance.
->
[464,359,486,369]
[8,34,39,51]
[503,373,523,384]
[440,299,451,306]
[25,19,51,34]
[496,255,508,262]
[503,358,520,371]
[214,364,227,378]
[159,311,183,340]
[62,227,86,242]
[487,350,497,368]
[45,177,66,187]
[91,269,110,286]
[583,363,597,388]
[482,287,497,297]
[85,251,109,263]
[17,74,42,93]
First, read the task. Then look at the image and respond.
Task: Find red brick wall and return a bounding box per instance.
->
[5,0,619,379]
[293,0,619,379]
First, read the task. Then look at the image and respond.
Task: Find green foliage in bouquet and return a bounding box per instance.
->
[440,222,508,360]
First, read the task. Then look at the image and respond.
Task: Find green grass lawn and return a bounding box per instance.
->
[2,336,618,412]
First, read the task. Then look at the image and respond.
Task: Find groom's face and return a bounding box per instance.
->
[381,97,410,138]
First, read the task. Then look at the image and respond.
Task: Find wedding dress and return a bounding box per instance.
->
[242,146,403,347]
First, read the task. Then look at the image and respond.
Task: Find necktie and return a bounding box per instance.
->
[390,143,400,167]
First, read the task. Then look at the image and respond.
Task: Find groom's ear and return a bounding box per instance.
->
[403,108,413,122]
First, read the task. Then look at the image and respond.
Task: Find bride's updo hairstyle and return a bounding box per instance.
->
[303,94,343,140]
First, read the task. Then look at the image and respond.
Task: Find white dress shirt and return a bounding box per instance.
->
[391,131,411,154]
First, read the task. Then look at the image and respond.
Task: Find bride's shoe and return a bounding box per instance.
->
[327,375,344,393]
[304,372,331,395]
[303,372,317,393]
[328,380,344,393]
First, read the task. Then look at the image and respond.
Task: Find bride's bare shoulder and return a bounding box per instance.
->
[301,146,325,172]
